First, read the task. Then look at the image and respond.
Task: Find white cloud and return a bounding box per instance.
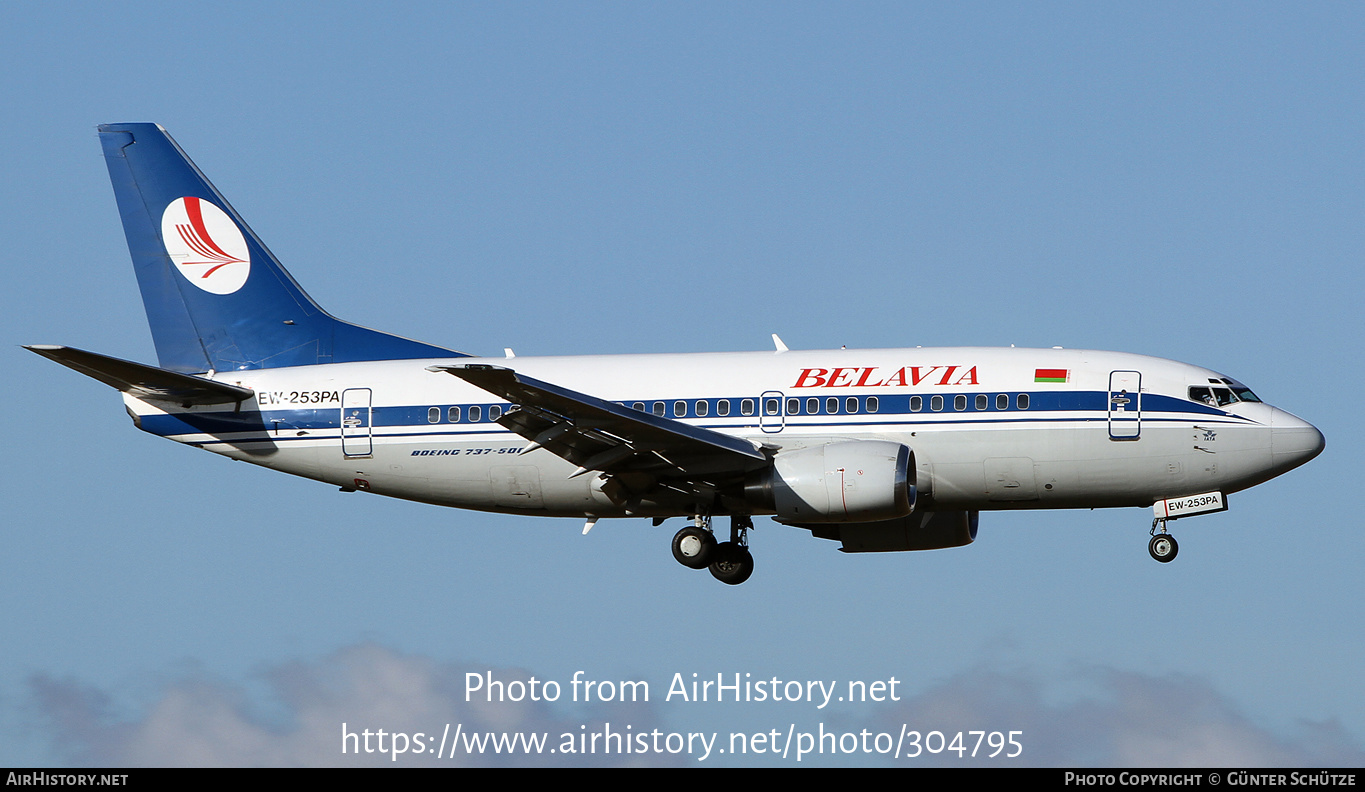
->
[868,665,1365,767]
[29,643,673,767]
[28,647,1364,767]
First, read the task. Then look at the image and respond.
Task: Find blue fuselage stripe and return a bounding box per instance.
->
[139,389,1251,441]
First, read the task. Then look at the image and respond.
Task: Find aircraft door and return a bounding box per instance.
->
[341,388,373,457]
[1107,371,1141,440]
[760,390,786,433]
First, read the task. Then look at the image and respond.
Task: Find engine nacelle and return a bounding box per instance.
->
[746,440,915,523]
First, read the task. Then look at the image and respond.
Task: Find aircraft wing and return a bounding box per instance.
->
[25,345,255,406]
[427,364,770,485]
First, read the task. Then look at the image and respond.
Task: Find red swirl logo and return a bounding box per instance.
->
[160,197,251,294]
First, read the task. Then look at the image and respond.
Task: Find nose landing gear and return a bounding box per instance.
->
[1149,519,1179,563]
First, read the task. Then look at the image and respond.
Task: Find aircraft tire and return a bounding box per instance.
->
[1148,533,1179,563]
[672,526,717,569]
[708,542,754,585]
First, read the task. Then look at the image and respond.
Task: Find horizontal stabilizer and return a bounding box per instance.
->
[25,345,254,406]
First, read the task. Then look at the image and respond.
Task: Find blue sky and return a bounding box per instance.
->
[2,2,1361,766]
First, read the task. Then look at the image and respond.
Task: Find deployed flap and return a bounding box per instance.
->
[26,345,254,406]
[428,364,768,479]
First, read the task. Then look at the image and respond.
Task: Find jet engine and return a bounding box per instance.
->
[745,440,915,523]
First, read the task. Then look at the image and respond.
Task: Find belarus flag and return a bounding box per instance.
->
[1034,368,1069,383]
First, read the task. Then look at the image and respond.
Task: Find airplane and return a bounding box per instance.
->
[27,123,1326,585]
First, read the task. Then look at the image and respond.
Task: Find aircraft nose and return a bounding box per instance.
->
[1270,408,1326,474]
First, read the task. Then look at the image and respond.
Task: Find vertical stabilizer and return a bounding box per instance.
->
[98,123,462,372]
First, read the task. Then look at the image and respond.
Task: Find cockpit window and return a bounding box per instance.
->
[1190,385,1240,407]
[1219,378,1263,403]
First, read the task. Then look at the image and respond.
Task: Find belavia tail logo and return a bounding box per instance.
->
[160,197,250,294]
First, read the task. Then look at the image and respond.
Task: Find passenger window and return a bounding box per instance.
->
[786,398,799,415]
[448,406,461,423]
[867,396,879,413]
[764,398,779,416]
[717,400,731,417]
[741,398,755,416]
[1017,393,1029,410]
[674,400,687,417]
[975,394,987,410]
[695,400,708,417]
[633,402,645,412]
[910,396,923,412]
[930,395,943,412]
[489,405,502,421]
[428,407,440,423]
[806,397,819,415]
[954,395,967,411]
[652,402,665,417]
[846,397,858,414]
[469,405,482,422]
[826,397,839,414]
[996,394,1008,410]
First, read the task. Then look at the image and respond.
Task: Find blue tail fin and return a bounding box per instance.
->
[98,123,463,373]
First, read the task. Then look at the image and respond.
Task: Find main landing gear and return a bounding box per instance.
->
[671,515,755,585]
[671,519,717,569]
[1149,518,1179,563]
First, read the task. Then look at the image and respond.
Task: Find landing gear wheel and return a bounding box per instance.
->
[708,541,754,585]
[671,526,717,569]
[1148,533,1179,563]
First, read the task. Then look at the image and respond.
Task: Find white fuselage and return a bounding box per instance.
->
[122,346,1322,520]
